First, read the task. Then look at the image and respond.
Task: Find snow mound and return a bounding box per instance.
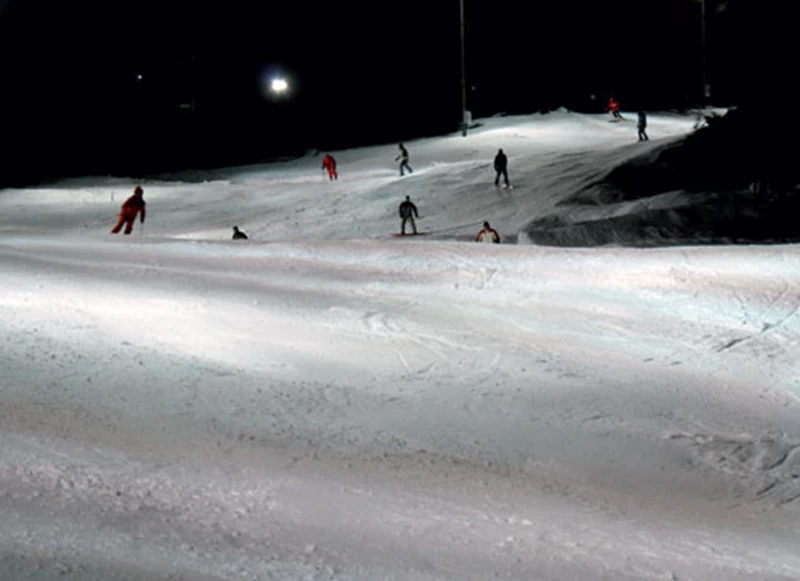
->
[667,432,800,505]
[520,110,800,247]
[522,187,800,247]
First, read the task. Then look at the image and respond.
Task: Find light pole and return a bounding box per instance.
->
[460,0,468,137]
[700,0,710,103]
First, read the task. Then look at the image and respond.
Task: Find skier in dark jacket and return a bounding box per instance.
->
[110,185,146,235]
[494,149,510,187]
[637,111,649,141]
[232,226,248,240]
[398,195,419,235]
[395,144,413,176]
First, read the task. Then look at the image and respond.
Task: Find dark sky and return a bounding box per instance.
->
[0,0,794,185]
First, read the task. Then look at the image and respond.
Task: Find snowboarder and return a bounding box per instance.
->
[398,195,419,235]
[232,226,248,240]
[321,153,338,181]
[395,143,413,176]
[494,148,510,188]
[608,97,623,120]
[476,221,501,243]
[110,185,146,235]
[637,111,649,141]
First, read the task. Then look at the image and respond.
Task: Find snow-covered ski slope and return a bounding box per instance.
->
[0,110,699,243]
[2,111,800,581]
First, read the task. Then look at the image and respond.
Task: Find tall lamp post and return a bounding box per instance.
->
[700,0,710,103]
[460,0,468,137]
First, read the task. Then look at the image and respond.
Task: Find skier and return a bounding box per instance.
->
[110,185,146,235]
[232,226,248,240]
[494,148,510,188]
[608,97,623,120]
[637,111,649,141]
[476,221,501,243]
[398,195,419,235]
[395,143,413,176]
[321,153,338,181]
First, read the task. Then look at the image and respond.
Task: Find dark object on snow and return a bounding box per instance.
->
[111,185,146,235]
[476,221,501,243]
[494,149,510,187]
[232,226,248,240]
[604,108,798,199]
[395,144,413,176]
[398,195,419,235]
[637,111,649,141]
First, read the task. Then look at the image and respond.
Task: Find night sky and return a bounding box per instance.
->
[0,0,795,186]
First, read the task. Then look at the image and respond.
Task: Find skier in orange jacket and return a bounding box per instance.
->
[321,153,338,181]
[110,185,146,235]
[608,97,623,120]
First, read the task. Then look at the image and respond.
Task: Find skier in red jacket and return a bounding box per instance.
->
[608,97,623,120]
[321,153,338,181]
[476,221,501,243]
[110,185,146,235]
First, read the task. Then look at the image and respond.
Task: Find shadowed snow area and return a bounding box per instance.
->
[2,111,800,580]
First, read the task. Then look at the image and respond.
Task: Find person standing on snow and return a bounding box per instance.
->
[476,221,501,243]
[232,226,248,240]
[494,148,510,188]
[608,97,623,120]
[395,143,413,176]
[637,111,649,141]
[110,185,146,235]
[398,195,419,235]
[321,153,338,181]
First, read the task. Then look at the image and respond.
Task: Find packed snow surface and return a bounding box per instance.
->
[2,111,800,580]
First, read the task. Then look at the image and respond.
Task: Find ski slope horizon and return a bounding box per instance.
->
[2,111,800,580]
[0,110,709,245]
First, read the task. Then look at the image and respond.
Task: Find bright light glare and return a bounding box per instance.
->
[271,78,288,93]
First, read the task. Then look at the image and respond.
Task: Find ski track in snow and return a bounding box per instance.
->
[1,111,800,580]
